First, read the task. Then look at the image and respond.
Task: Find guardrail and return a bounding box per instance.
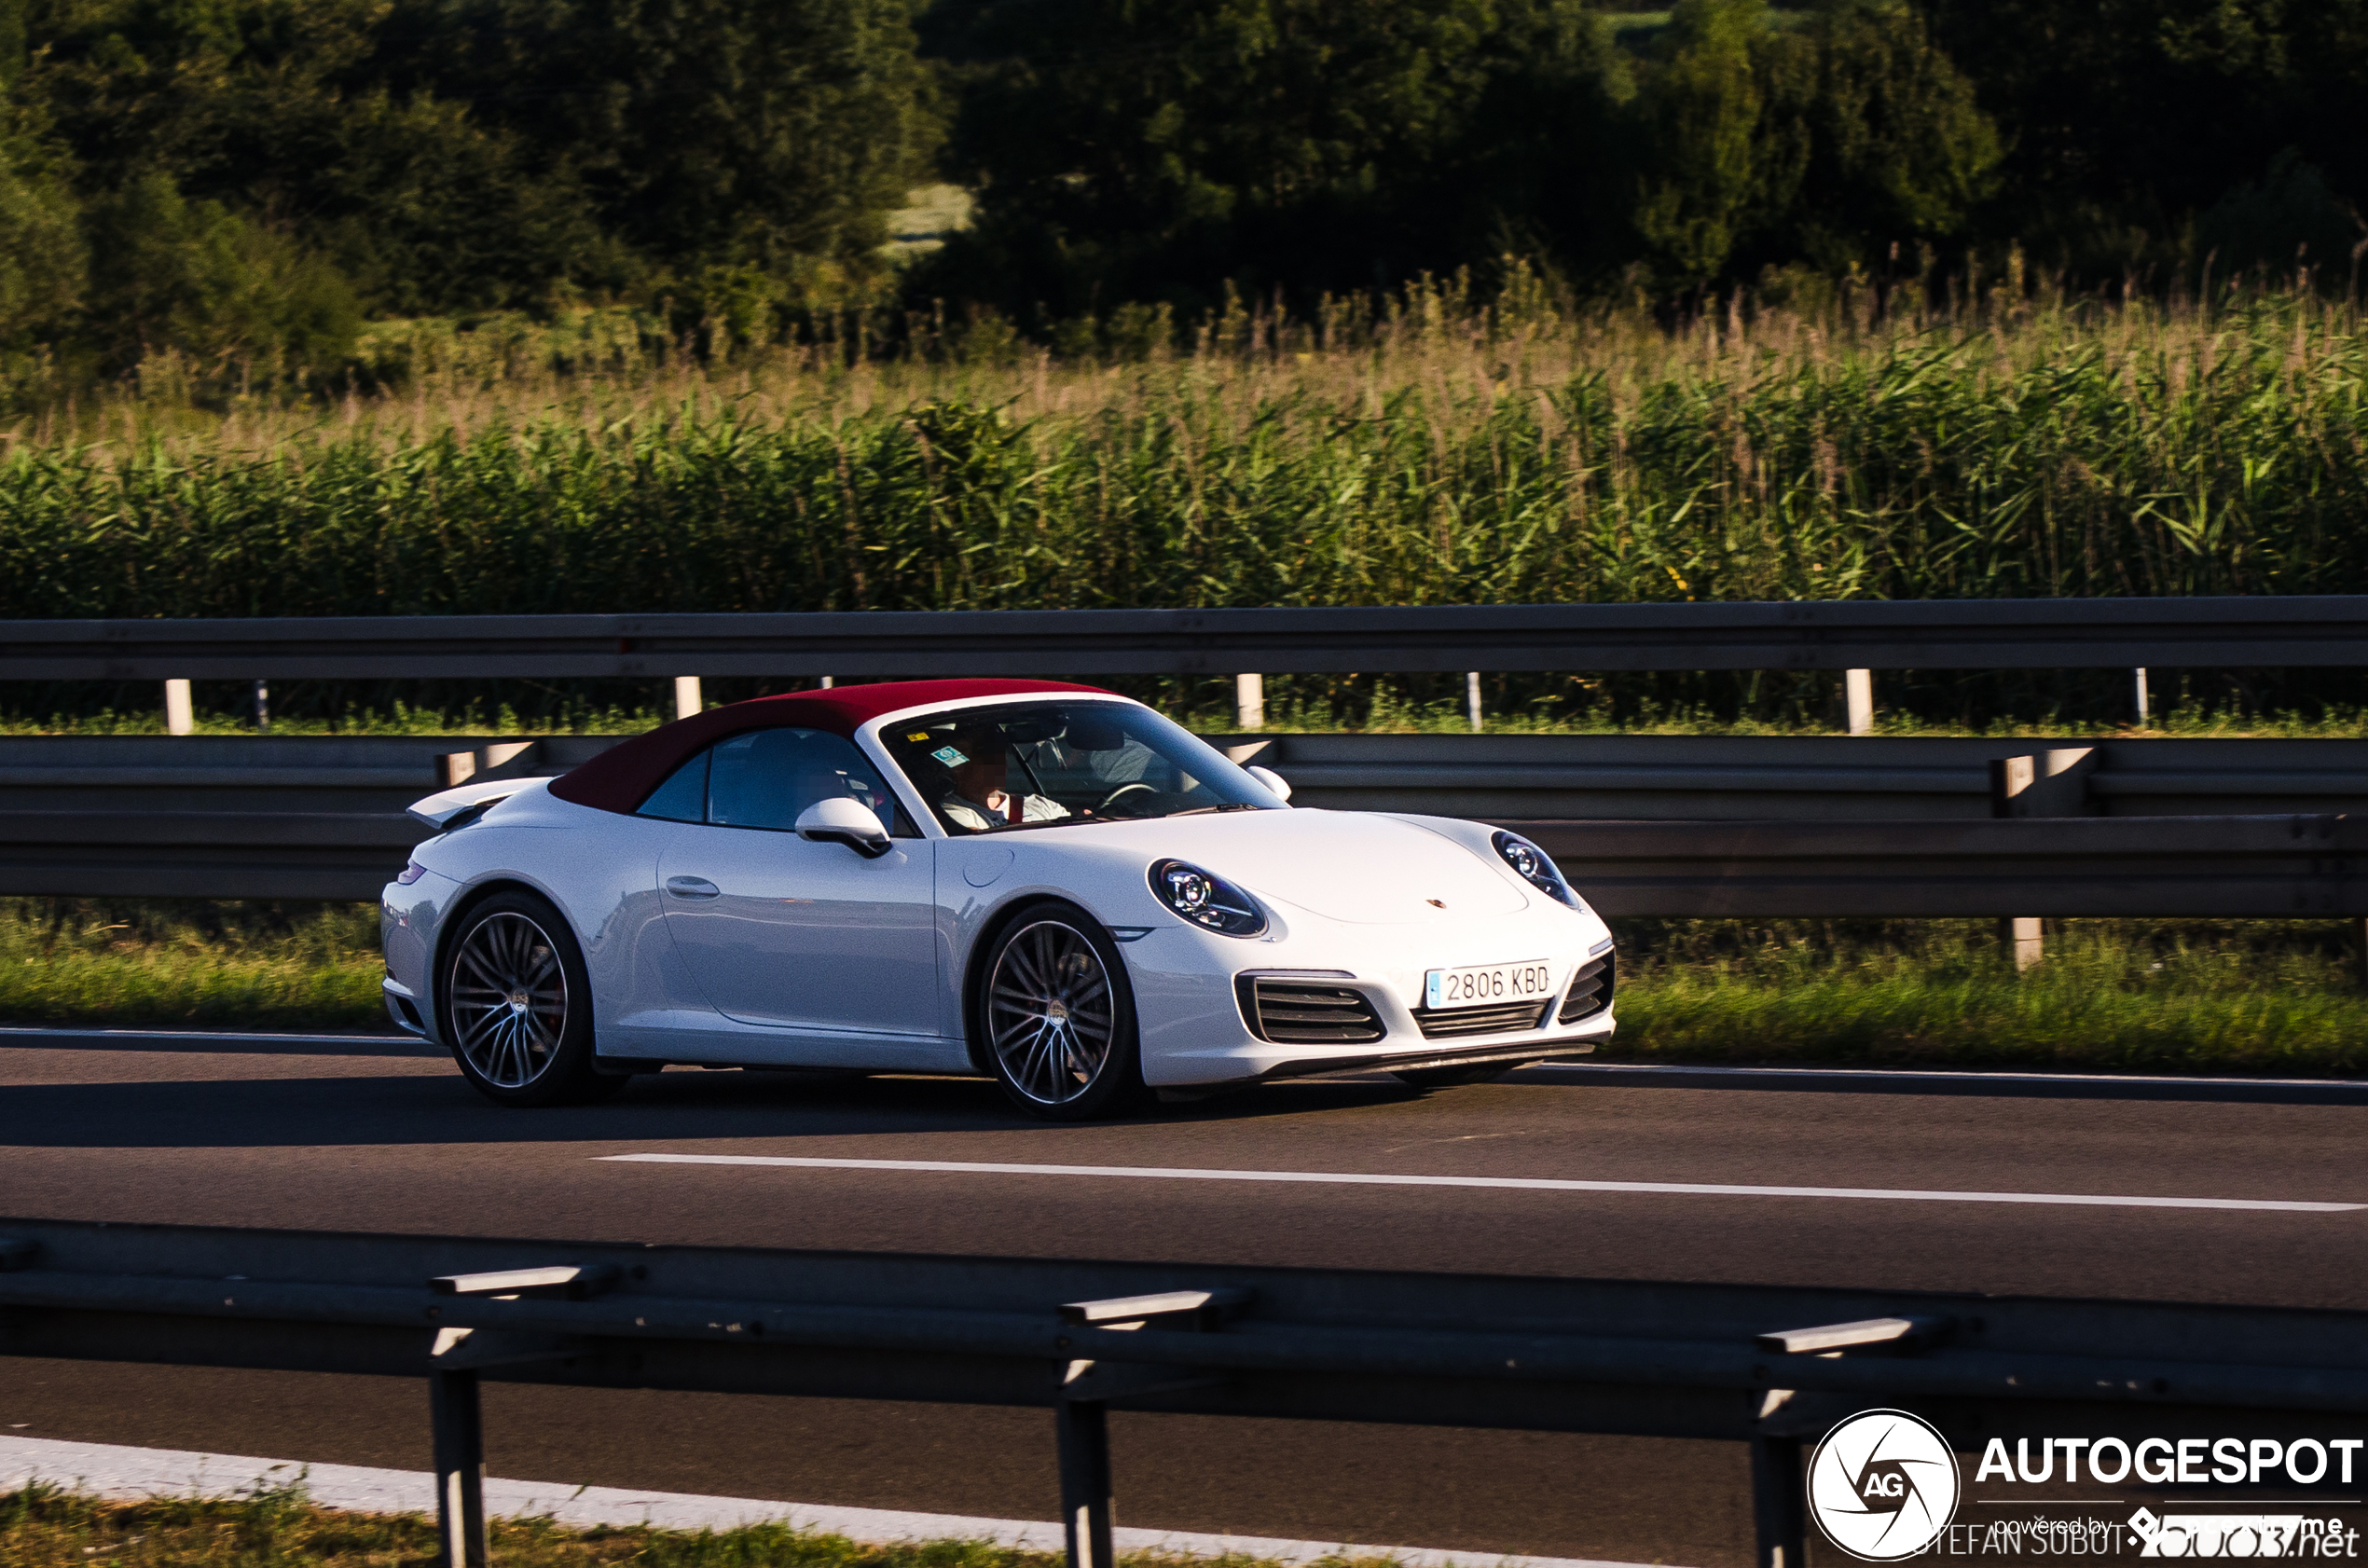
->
[12,597,2368,681]
[2,734,2365,913]
[1522,814,2368,917]
[1219,734,2368,820]
[0,736,615,900]
[5,1216,2367,1568]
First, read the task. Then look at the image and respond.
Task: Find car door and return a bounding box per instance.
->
[653,726,940,1037]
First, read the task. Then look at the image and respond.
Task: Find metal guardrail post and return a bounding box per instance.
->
[1984,749,2100,970]
[429,1362,489,1568]
[1235,674,1264,732]
[163,681,193,736]
[1999,916,2045,970]
[1749,1432,1807,1568]
[674,677,703,720]
[420,1262,623,1566]
[1054,1391,1116,1568]
[1845,669,1874,735]
[1047,1287,1247,1568]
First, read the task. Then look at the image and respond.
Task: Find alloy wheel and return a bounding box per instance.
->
[449,911,569,1088]
[987,919,1117,1105]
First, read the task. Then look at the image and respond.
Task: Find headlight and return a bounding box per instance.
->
[1493,831,1580,908]
[1149,859,1267,937]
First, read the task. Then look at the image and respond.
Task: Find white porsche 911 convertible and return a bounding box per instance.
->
[380,678,1616,1119]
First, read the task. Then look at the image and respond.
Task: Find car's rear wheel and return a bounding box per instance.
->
[979,904,1146,1120]
[1391,1061,1523,1088]
[441,891,623,1107]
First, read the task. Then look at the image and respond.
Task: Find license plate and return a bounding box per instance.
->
[1424,959,1555,1011]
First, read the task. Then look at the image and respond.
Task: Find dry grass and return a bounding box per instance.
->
[39,269,2364,466]
[9,285,2360,621]
[1,1483,1345,1568]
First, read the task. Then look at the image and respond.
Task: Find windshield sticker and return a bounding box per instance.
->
[906,732,932,742]
[930,746,968,767]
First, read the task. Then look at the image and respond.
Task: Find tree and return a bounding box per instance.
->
[927,0,1618,317]
[305,91,613,316]
[83,171,360,370]
[26,0,603,316]
[374,0,935,282]
[0,85,84,355]
[1628,0,1764,291]
[1625,0,2001,292]
[1749,0,2002,277]
[1921,0,2368,276]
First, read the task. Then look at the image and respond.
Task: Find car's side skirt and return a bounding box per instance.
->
[597,1021,973,1076]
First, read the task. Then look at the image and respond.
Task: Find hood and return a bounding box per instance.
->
[1051,808,1528,925]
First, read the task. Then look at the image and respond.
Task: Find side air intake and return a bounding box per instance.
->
[1237,977,1386,1044]
[1559,954,1616,1024]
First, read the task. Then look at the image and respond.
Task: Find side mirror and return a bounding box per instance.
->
[795,797,892,858]
[1246,764,1292,804]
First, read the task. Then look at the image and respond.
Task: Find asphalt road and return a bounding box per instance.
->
[5,1031,2365,1565]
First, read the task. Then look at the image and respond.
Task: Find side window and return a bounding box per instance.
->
[708,727,895,832]
[636,750,709,821]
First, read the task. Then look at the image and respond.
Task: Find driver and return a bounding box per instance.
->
[938,727,1071,832]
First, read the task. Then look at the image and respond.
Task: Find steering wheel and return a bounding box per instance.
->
[1095,781,1162,816]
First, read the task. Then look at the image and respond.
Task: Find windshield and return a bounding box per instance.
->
[879,700,1285,835]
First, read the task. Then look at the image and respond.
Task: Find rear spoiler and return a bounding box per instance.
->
[407,777,542,831]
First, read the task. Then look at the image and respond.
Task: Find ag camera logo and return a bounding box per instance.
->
[1808,1410,1963,1561]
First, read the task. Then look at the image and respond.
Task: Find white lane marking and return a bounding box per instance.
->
[598,1153,2361,1213]
[0,1435,1657,1568]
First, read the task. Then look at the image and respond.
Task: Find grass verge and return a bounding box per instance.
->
[0,901,385,1034]
[0,1482,1325,1568]
[3,902,2361,1077]
[1601,918,2368,1077]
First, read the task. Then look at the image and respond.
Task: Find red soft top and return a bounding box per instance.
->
[547,678,1115,815]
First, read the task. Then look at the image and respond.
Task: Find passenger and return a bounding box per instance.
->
[938,727,1071,832]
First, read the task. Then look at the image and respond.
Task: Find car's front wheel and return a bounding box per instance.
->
[440,891,623,1107]
[979,903,1146,1120]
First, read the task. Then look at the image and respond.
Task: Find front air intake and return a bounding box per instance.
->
[1558,954,1616,1024]
[1237,977,1386,1044]
[1411,998,1550,1039]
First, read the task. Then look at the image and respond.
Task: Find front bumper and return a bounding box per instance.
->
[1127,906,1618,1085]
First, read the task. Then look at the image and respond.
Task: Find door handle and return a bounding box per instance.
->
[665,875,720,899]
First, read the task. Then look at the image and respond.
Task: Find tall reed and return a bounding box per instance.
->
[5,282,2360,626]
